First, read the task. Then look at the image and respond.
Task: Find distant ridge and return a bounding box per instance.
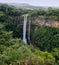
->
[8,3,46,9]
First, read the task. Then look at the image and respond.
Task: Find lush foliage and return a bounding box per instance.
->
[0,3,59,65]
[31,25,59,51]
[0,29,55,65]
[31,24,59,65]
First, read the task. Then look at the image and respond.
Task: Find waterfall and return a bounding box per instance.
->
[23,15,27,44]
[28,18,31,44]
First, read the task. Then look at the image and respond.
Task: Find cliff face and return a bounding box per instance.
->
[52,21,59,27]
[31,17,59,28]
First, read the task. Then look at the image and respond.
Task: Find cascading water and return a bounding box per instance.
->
[28,18,31,44]
[23,15,27,44]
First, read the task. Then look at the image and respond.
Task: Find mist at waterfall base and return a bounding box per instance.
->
[23,15,27,44]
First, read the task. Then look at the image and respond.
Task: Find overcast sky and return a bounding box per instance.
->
[0,0,59,7]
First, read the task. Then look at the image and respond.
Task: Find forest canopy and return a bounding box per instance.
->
[0,3,59,65]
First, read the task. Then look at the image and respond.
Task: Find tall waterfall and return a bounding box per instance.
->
[23,15,27,44]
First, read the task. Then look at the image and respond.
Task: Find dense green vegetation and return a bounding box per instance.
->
[31,25,59,65]
[0,23,55,65]
[31,25,59,51]
[0,3,59,65]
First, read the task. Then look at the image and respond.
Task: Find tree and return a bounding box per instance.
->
[31,25,59,51]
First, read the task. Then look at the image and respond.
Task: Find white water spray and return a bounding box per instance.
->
[23,15,28,44]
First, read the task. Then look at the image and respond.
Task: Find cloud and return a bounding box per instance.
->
[0,0,59,7]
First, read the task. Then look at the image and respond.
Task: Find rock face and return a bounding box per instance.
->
[52,21,59,27]
[31,17,59,28]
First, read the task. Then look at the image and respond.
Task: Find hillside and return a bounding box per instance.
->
[8,3,46,9]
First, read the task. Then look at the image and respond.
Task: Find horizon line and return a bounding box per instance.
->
[0,2,59,8]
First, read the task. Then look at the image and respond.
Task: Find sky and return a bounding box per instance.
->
[0,0,59,7]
